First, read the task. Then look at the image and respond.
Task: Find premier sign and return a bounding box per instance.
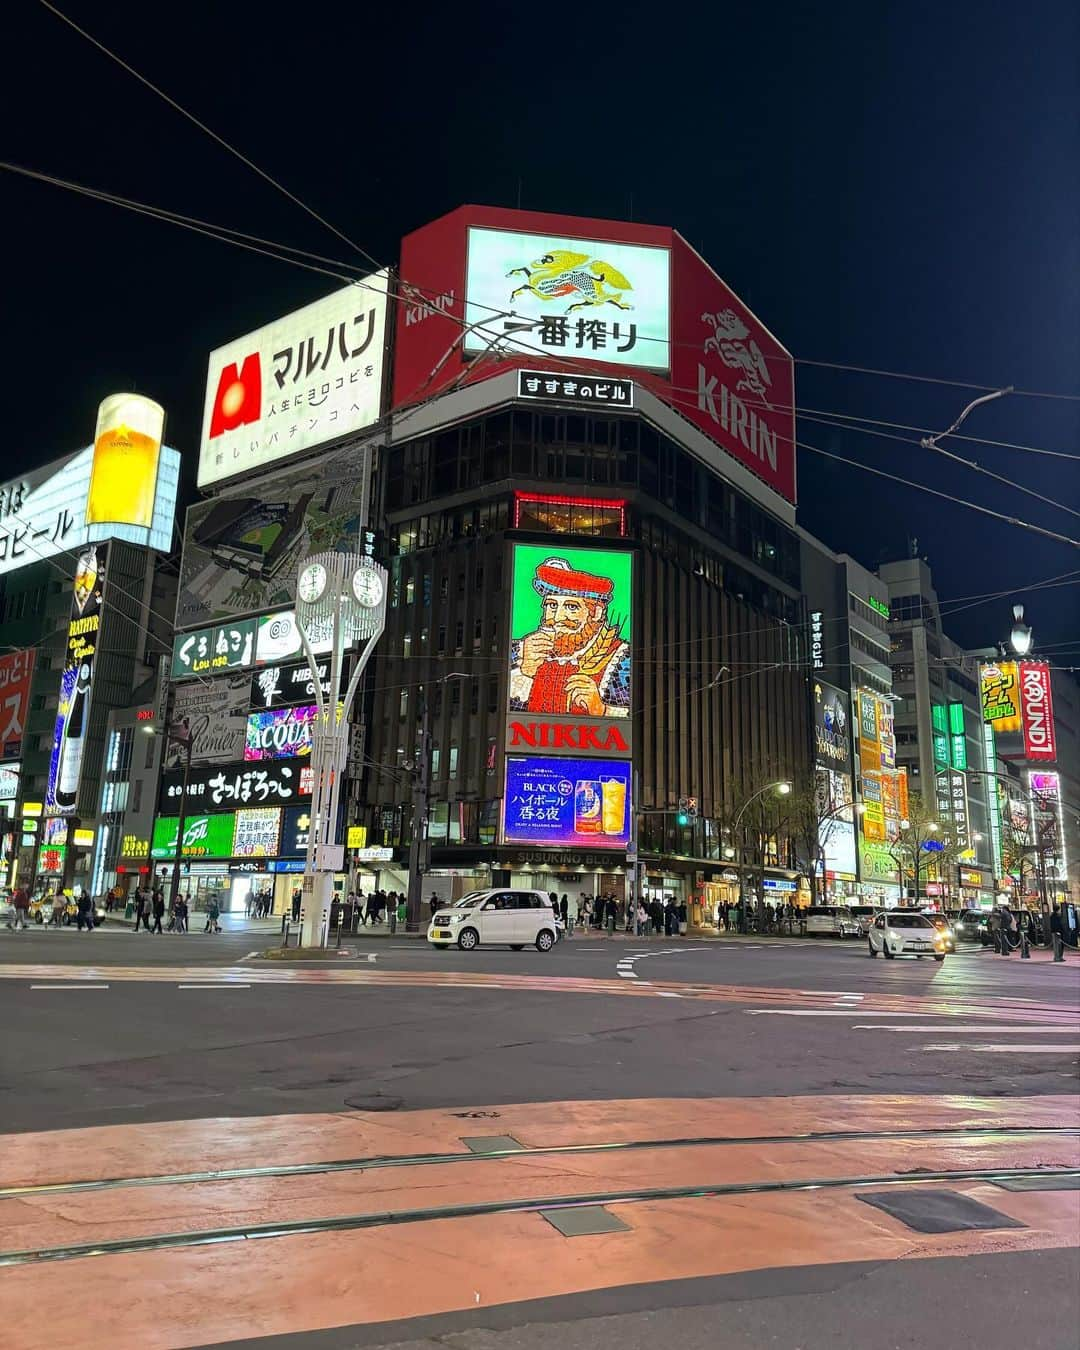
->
[506,716,632,759]
[1019,662,1056,761]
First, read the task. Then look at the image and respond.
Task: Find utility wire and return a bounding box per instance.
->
[36,0,383,272]
[796,438,1080,550]
[798,411,1080,522]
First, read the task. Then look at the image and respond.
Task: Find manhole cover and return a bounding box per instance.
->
[343,1094,403,1112]
[857,1189,1026,1234]
[460,1134,523,1153]
[993,1175,1080,1192]
[541,1205,631,1237]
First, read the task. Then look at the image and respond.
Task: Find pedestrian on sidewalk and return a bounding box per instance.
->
[133,886,151,932]
[429,892,440,922]
[988,907,1002,954]
[999,903,1017,955]
[559,894,569,927]
[204,897,221,933]
[175,896,189,933]
[76,889,95,932]
[151,887,165,934]
[10,883,30,931]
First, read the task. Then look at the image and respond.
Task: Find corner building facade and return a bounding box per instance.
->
[360,206,811,918]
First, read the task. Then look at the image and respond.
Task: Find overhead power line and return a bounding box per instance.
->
[36,0,383,272]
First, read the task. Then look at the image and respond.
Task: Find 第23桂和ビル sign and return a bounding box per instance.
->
[198,274,389,489]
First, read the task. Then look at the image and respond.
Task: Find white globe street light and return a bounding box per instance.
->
[1010,604,1033,656]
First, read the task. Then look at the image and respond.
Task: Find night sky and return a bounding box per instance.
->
[5,1,1078,654]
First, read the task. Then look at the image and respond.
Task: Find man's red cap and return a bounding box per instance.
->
[533,557,613,602]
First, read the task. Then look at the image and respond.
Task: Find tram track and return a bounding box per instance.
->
[2,1123,1077,1201]
[1,1163,1077,1269]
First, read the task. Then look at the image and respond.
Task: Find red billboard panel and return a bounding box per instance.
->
[393,205,672,410]
[669,237,796,503]
[393,206,796,504]
[0,647,35,758]
[1019,661,1056,761]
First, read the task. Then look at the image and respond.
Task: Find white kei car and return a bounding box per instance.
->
[868,910,947,961]
[427,889,562,951]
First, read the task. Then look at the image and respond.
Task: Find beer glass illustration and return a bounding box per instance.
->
[87,393,165,529]
[601,777,627,834]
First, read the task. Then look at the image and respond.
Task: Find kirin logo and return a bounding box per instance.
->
[701,310,772,402]
[508,251,634,313]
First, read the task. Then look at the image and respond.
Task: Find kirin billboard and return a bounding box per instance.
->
[392,205,795,504]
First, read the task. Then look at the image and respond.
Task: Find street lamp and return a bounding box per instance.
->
[143,720,193,911]
[405,671,471,931]
[1009,605,1033,656]
[733,780,792,934]
[295,551,388,948]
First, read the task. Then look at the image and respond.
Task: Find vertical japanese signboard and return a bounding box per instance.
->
[46,544,107,814]
[857,689,885,843]
[979,661,1022,733]
[1018,662,1056,761]
[812,681,856,880]
[0,648,35,758]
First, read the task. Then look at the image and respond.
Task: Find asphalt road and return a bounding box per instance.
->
[0,925,1077,1349]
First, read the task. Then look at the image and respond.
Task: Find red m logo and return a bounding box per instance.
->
[209,354,261,438]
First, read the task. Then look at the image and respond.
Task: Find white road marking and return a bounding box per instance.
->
[855,1025,1079,1034]
[920,1043,1080,1053]
[177,984,251,990]
[30,984,108,990]
[746,1009,945,1018]
[617,971,637,979]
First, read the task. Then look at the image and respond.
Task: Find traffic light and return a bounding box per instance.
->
[677,797,698,827]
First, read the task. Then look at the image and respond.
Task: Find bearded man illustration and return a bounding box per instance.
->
[509,557,630,718]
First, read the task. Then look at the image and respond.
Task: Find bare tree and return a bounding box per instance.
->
[886,791,964,905]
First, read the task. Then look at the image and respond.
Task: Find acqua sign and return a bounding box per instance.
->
[506,716,632,759]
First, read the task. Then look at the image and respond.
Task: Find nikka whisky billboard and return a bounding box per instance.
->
[502,542,633,850]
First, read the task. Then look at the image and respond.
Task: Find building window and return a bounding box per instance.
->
[439,576,448,601]
[404,577,415,605]
[469,682,479,715]
[448,743,459,778]
[514,492,627,536]
[431,746,440,779]
[473,618,482,650]
[454,621,463,653]
[437,625,446,654]
[490,616,499,651]
[487,677,499,714]
[398,690,408,721]
[402,633,412,659]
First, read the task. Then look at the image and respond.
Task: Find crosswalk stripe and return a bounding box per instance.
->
[855,1025,1079,1034]
[920,1043,1080,1053]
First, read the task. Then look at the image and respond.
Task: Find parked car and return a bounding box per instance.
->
[848,905,878,936]
[427,889,562,951]
[868,910,947,960]
[804,905,861,938]
[954,909,991,945]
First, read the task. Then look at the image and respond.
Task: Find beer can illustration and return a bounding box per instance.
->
[574,780,603,833]
[601,777,627,834]
[87,393,165,529]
